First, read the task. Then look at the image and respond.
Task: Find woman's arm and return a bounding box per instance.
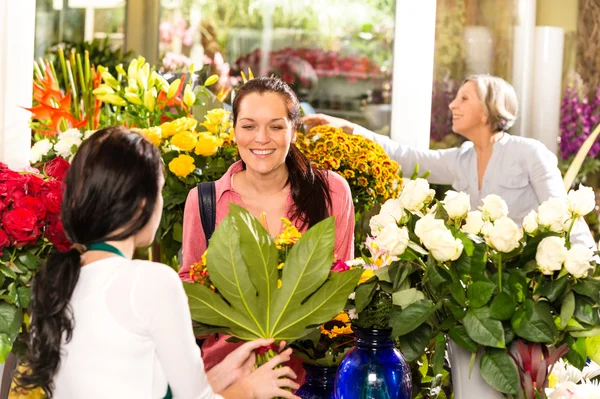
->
[180,187,208,282]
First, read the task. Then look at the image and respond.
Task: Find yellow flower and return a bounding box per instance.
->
[195,133,223,157]
[171,131,198,152]
[168,154,195,178]
[357,176,369,187]
[343,170,355,179]
[131,127,161,146]
[319,311,353,338]
[160,117,198,138]
[201,108,231,134]
[358,269,375,285]
[277,279,282,289]
[275,218,302,248]
[277,262,285,270]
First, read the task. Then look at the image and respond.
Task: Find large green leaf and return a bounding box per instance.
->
[354,278,378,313]
[397,324,435,362]
[463,307,505,348]
[389,299,436,337]
[270,217,337,335]
[448,325,478,353]
[511,300,556,343]
[535,275,569,303]
[490,292,516,321]
[206,215,265,335]
[0,303,18,335]
[560,291,575,330]
[479,349,520,394]
[229,204,279,331]
[467,281,496,308]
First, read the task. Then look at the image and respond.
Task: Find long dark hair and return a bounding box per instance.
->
[18,126,163,397]
[232,77,332,228]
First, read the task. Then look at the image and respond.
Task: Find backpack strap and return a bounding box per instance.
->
[197,182,216,247]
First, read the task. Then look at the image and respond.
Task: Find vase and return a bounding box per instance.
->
[296,363,336,399]
[447,339,504,399]
[334,328,412,399]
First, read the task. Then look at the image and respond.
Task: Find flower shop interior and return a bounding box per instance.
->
[1,0,600,398]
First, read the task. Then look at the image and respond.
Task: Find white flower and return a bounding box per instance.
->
[345,258,366,268]
[442,190,471,219]
[83,130,97,140]
[379,198,406,222]
[538,198,571,233]
[374,224,410,256]
[461,210,485,235]
[480,194,509,221]
[348,308,358,320]
[414,214,446,244]
[564,244,594,278]
[29,139,53,164]
[369,213,398,237]
[399,178,435,213]
[348,292,355,300]
[485,216,523,253]
[536,236,567,275]
[425,229,464,262]
[522,210,539,235]
[54,129,83,159]
[568,185,596,217]
[480,221,493,237]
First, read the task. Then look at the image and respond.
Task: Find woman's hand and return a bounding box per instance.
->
[241,348,300,399]
[301,113,356,134]
[208,338,287,393]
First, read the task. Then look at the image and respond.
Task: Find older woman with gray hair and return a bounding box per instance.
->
[302,74,596,248]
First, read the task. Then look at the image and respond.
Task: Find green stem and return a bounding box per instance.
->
[497,254,503,292]
[565,217,577,249]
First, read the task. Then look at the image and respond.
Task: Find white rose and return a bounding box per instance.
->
[461,210,485,235]
[414,213,446,245]
[369,213,398,237]
[480,221,493,237]
[399,178,435,213]
[522,210,539,235]
[379,198,406,221]
[442,190,471,219]
[568,185,596,217]
[536,236,567,275]
[564,244,594,278]
[480,194,509,221]
[374,224,410,256]
[537,198,571,233]
[425,229,464,262]
[485,216,523,253]
[29,139,53,164]
[54,129,83,159]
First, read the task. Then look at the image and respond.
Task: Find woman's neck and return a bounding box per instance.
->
[470,128,504,154]
[81,238,135,265]
[235,166,289,196]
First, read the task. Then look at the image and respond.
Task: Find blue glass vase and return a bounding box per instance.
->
[334,327,412,399]
[296,363,337,399]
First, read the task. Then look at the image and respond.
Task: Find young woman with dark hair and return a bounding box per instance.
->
[18,126,299,399]
[179,77,355,382]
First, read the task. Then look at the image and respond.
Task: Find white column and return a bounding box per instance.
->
[390,0,437,150]
[0,1,35,169]
[511,0,537,137]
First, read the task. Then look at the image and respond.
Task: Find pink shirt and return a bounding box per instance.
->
[180,160,355,382]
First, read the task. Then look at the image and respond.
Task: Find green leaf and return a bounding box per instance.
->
[574,296,600,326]
[535,276,569,303]
[432,333,447,375]
[490,292,516,321]
[508,271,528,303]
[398,324,434,362]
[0,265,16,281]
[560,291,575,330]
[427,262,451,288]
[572,278,600,301]
[448,325,478,352]
[354,278,378,313]
[16,286,31,309]
[511,300,556,343]
[456,240,486,275]
[463,307,505,348]
[392,288,425,309]
[479,349,520,394]
[467,281,496,308]
[0,303,18,334]
[389,261,416,291]
[206,215,266,335]
[229,204,278,332]
[449,282,466,306]
[565,336,587,370]
[172,222,183,242]
[17,252,39,270]
[0,334,11,364]
[389,299,436,337]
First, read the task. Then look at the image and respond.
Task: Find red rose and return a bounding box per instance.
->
[14,196,46,222]
[45,216,71,253]
[40,179,63,214]
[0,229,9,255]
[0,170,26,203]
[2,208,40,247]
[44,157,70,181]
[23,173,46,196]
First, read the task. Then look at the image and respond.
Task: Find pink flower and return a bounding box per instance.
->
[331,260,350,273]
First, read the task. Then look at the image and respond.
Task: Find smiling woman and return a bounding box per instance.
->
[179,77,356,385]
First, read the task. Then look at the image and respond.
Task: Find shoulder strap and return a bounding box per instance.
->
[197,182,216,247]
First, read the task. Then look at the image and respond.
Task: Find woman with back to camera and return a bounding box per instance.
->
[179,77,356,382]
[17,126,300,399]
[302,74,596,248]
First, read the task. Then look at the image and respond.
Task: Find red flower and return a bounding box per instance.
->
[14,196,46,222]
[331,260,350,273]
[2,208,40,247]
[281,72,295,85]
[45,215,71,253]
[41,179,63,215]
[0,170,26,203]
[0,229,9,256]
[44,157,70,181]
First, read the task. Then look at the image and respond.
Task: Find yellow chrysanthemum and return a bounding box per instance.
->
[170,130,197,152]
[357,177,369,187]
[160,117,198,138]
[195,133,223,157]
[168,154,195,178]
[319,311,353,338]
[275,218,302,248]
[133,126,162,146]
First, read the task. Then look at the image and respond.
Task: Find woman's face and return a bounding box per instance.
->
[449,81,488,137]
[135,172,165,247]
[234,92,295,177]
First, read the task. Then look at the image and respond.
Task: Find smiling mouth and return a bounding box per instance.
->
[250,149,275,155]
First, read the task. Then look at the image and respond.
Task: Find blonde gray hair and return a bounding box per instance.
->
[463,74,518,132]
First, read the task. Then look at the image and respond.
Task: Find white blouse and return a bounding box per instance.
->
[53,257,222,399]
